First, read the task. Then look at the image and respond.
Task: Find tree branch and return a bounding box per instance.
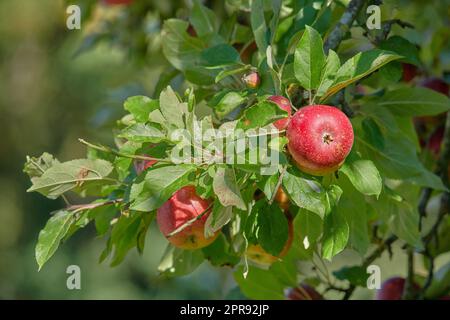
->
[166,203,213,238]
[324,0,368,53]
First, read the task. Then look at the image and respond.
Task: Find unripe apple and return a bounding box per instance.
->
[375,277,420,300]
[286,105,354,176]
[156,186,218,250]
[246,217,294,266]
[242,72,260,89]
[267,95,293,130]
[286,284,324,300]
[419,77,449,96]
[402,63,418,82]
[103,0,133,5]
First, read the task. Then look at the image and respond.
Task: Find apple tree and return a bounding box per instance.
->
[24,0,450,300]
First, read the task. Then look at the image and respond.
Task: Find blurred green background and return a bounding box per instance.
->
[0,0,448,299]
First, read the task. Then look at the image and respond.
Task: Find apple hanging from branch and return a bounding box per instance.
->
[286,105,354,176]
[157,186,219,250]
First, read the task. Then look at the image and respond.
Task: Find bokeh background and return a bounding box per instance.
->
[0,0,448,299]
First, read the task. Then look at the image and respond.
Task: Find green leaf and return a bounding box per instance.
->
[316,49,341,96]
[118,123,166,143]
[371,189,423,249]
[234,265,285,299]
[294,208,323,250]
[159,86,187,129]
[322,208,349,260]
[294,25,326,90]
[24,152,59,180]
[36,210,75,270]
[158,246,204,277]
[124,96,159,123]
[202,234,240,267]
[339,152,382,197]
[215,65,252,83]
[204,202,233,238]
[162,19,204,71]
[27,159,114,199]
[213,166,246,210]
[90,205,118,236]
[337,178,370,255]
[211,91,247,120]
[376,87,450,117]
[107,212,150,266]
[321,49,402,101]
[379,35,420,65]
[190,0,217,38]
[356,108,447,191]
[236,101,288,130]
[200,44,241,67]
[250,0,269,53]
[282,171,328,219]
[257,203,289,256]
[333,266,369,287]
[130,165,196,211]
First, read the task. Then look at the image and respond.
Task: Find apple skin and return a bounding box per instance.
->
[246,217,294,266]
[242,72,260,89]
[419,77,449,96]
[375,277,420,300]
[402,63,418,82]
[286,284,324,300]
[268,95,293,130]
[156,186,218,250]
[286,105,354,176]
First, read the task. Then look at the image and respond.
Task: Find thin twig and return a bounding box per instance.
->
[323,0,368,54]
[67,198,123,214]
[167,203,214,238]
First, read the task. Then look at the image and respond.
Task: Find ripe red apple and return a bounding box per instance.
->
[419,77,449,96]
[102,0,133,5]
[402,63,418,82]
[286,105,354,176]
[286,284,324,300]
[156,186,218,250]
[268,95,292,130]
[246,217,294,265]
[376,277,420,300]
[242,72,260,89]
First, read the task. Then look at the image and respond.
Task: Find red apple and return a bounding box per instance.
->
[376,277,420,300]
[419,77,449,96]
[157,186,218,249]
[268,95,292,130]
[246,217,294,265]
[242,72,260,89]
[402,63,418,82]
[286,284,324,300]
[286,105,354,176]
